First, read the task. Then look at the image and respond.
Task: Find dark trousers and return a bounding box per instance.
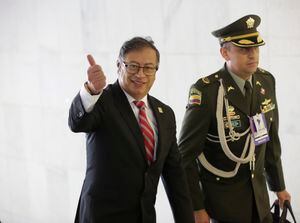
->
[211,198,272,223]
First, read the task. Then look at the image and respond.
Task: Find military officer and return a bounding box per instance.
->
[178,15,291,223]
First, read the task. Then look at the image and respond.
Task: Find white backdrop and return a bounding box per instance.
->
[0,0,299,222]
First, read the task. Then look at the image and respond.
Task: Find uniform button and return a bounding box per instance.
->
[216,177,220,181]
[215,74,219,78]
[270,117,273,121]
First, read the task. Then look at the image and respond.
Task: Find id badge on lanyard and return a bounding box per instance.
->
[249,113,270,146]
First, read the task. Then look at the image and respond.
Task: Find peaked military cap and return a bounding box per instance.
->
[212,14,265,47]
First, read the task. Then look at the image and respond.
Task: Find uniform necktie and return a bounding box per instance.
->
[134,101,155,163]
[244,80,252,114]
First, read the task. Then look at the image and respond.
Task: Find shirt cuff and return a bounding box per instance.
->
[79,84,102,113]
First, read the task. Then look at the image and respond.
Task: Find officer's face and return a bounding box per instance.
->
[221,43,259,79]
[117,47,157,100]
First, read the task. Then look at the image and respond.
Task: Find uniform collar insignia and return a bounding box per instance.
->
[158,107,163,113]
[227,86,235,92]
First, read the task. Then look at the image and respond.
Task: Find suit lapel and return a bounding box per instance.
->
[111,81,147,162]
[220,67,249,115]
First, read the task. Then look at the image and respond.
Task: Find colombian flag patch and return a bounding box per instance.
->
[188,87,202,106]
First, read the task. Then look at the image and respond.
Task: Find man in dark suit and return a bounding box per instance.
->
[178,15,291,223]
[68,37,194,223]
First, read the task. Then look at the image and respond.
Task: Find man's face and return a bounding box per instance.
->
[118,47,158,100]
[221,43,260,79]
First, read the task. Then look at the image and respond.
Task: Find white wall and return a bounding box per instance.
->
[0,0,299,222]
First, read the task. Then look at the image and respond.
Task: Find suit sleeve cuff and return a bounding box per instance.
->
[79,84,102,113]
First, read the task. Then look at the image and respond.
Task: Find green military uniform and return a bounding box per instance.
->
[178,15,286,223]
[179,66,286,222]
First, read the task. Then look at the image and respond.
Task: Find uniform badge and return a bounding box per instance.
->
[262,98,271,105]
[223,117,241,128]
[260,98,275,113]
[202,77,210,84]
[158,107,163,113]
[256,81,262,86]
[223,106,241,128]
[227,86,235,92]
[228,105,236,116]
[246,17,255,29]
[230,120,241,128]
[188,87,202,106]
[260,88,265,95]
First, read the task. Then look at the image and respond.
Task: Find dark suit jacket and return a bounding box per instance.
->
[68,81,194,223]
[179,65,285,222]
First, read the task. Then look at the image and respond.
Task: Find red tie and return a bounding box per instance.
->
[134,101,155,163]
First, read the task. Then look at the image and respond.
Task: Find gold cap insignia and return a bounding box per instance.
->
[246,17,255,29]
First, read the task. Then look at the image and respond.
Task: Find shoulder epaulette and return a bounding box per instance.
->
[257,67,271,75]
[195,72,221,88]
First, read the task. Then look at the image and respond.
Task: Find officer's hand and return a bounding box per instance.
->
[194,209,210,223]
[86,54,106,94]
[276,190,291,209]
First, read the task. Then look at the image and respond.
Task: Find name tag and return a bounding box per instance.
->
[249,113,270,146]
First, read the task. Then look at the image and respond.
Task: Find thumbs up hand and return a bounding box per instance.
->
[86,54,106,94]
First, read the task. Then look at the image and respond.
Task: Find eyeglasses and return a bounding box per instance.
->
[122,61,158,76]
